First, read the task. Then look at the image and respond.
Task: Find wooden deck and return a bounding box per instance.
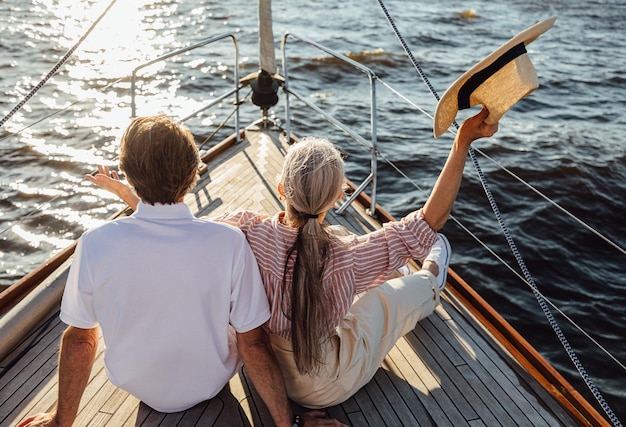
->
[0,124,582,426]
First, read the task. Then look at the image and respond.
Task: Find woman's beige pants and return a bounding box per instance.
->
[269,270,440,408]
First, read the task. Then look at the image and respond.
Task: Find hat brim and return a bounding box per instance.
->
[433,16,556,138]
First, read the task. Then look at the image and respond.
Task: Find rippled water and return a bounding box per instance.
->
[0,0,624,420]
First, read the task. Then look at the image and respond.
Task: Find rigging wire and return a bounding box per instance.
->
[0,0,119,130]
[374,0,623,425]
[472,146,626,256]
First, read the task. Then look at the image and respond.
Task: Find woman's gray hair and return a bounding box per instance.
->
[279,137,345,374]
[280,137,344,222]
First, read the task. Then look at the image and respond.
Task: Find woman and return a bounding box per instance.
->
[88,106,498,408]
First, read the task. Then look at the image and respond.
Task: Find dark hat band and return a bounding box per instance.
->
[457,43,528,110]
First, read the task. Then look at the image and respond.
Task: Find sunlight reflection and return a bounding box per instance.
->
[11,182,65,198]
[79,186,129,204]
[22,136,116,166]
[47,207,109,231]
[78,1,178,79]
[11,224,74,250]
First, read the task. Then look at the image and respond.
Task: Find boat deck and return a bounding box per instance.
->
[0,124,581,426]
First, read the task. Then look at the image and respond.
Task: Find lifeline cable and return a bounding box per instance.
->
[375,1,623,425]
[0,0,119,129]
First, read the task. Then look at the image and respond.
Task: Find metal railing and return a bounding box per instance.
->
[128,31,381,214]
[280,33,380,216]
[130,33,241,143]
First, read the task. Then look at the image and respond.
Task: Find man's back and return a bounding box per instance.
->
[61,202,270,412]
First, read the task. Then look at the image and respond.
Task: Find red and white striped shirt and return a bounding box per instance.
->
[214,209,437,340]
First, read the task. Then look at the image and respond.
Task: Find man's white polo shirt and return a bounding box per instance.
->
[61,202,270,412]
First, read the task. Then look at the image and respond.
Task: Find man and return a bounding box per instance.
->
[19,115,343,427]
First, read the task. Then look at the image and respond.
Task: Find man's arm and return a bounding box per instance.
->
[236,327,347,427]
[236,327,294,427]
[19,326,99,427]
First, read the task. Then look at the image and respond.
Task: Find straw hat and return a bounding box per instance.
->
[433,16,556,138]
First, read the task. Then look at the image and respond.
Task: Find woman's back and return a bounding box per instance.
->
[213,209,437,340]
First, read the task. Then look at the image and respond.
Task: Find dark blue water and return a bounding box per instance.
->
[0,0,624,422]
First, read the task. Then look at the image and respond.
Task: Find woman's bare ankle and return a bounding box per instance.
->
[422,260,439,277]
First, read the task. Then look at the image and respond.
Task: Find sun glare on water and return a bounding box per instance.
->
[53,0,172,79]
